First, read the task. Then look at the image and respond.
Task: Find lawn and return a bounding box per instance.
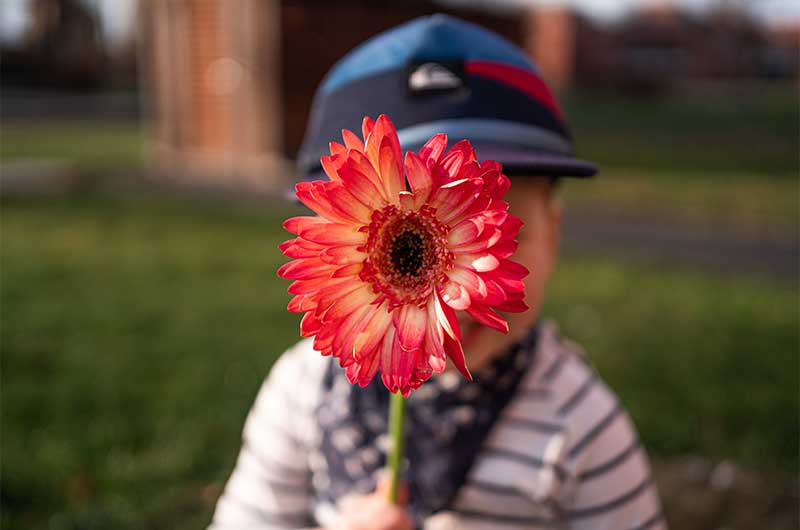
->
[1,81,797,231]
[562,82,798,179]
[2,82,797,528]
[1,122,145,175]
[2,193,797,530]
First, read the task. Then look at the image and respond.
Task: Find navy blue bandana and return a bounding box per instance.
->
[313,325,539,527]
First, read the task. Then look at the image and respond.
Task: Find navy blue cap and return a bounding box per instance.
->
[297,14,597,180]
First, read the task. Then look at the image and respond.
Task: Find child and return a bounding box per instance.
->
[210,15,665,530]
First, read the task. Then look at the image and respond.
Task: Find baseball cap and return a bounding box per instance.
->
[297,14,597,180]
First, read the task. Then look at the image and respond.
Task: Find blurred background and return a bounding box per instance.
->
[1,0,797,528]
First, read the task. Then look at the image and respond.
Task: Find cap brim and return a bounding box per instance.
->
[298,144,596,183]
[469,143,598,178]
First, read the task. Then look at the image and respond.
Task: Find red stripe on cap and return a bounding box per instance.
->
[465,61,564,120]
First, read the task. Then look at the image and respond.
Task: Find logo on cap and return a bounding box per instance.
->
[408,61,466,96]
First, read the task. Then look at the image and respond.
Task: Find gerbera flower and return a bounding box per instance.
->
[279,115,528,396]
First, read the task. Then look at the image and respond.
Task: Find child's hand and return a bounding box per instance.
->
[329,478,413,530]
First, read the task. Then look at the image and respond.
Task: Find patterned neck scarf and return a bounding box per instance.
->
[314,325,539,527]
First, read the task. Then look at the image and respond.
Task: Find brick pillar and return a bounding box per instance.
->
[140,0,285,192]
[524,7,576,89]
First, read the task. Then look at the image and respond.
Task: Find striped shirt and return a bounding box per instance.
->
[209,320,666,530]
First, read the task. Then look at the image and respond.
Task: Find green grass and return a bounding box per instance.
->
[561,170,798,234]
[562,82,798,178]
[1,121,145,174]
[2,194,797,529]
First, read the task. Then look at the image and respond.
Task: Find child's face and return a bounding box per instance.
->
[507,177,562,325]
[458,177,562,369]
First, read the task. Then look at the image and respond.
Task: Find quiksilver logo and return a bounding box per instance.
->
[409,62,463,91]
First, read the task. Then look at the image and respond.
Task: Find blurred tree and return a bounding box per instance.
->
[1,0,107,90]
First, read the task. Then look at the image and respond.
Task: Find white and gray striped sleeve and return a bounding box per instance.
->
[557,377,666,530]
[209,340,322,530]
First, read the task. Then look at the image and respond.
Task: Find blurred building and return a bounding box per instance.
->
[575,2,799,92]
[1,0,106,90]
[524,6,576,89]
[5,0,785,190]
[139,0,525,190]
[139,0,283,192]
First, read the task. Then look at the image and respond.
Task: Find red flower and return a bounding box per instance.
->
[279,115,527,396]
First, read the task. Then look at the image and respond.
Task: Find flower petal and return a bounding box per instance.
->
[300,312,322,337]
[441,280,470,310]
[341,128,364,152]
[279,238,323,259]
[435,291,462,341]
[490,238,518,259]
[439,139,476,178]
[392,304,426,351]
[353,306,391,361]
[287,294,316,313]
[455,252,500,272]
[379,326,396,389]
[298,222,367,246]
[500,213,522,239]
[329,141,346,157]
[338,156,387,209]
[320,153,344,183]
[417,133,447,169]
[481,277,508,305]
[283,215,327,235]
[365,115,402,185]
[378,137,404,200]
[296,182,363,224]
[361,116,375,140]
[380,327,416,395]
[319,245,364,265]
[330,262,362,278]
[496,258,530,280]
[448,266,488,300]
[443,331,472,381]
[424,332,447,373]
[450,227,503,254]
[323,184,373,224]
[466,303,509,333]
[442,195,493,227]
[341,304,387,366]
[312,283,364,313]
[496,296,529,313]
[447,218,483,246]
[331,304,372,358]
[287,275,350,295]
[277,258,332,280]
[428,178,482,219]
[405,151,434,198]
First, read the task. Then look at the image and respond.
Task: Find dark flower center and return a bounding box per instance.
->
[389,229,426,277]
[361,205,454,309]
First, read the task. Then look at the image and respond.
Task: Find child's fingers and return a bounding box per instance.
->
[376,475,408,505]
[335,490,414,530]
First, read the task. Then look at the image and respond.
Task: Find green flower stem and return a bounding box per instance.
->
[387,391,407,504]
